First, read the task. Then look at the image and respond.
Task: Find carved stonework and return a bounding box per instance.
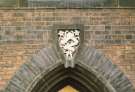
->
[57,29,80,68]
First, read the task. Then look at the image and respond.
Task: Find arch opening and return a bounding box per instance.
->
[31,64,112,92]
[58,85,79,92]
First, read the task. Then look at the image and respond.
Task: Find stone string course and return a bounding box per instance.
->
[0,9,135,91]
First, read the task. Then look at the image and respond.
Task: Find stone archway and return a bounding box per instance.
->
[4,46,134,92]
[30,64,114,92]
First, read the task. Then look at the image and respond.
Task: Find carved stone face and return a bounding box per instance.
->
[58,29,80,60]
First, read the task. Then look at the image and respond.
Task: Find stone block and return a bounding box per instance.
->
[119,0,135,7]
[28,0,117,8]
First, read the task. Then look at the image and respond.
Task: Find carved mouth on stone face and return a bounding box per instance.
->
[58,29,80,60]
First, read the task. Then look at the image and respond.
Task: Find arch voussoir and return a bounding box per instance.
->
[4,46,135,92]
[77,46,134,92]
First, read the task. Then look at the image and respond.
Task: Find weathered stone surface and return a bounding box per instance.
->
[0,0,17,7]
[28,0,117,8]
[119,0,135,7]
[76,46,134,92]
[3,46,135,92]
[0,0,135,8]
[4,47,61,92]
[0,0,27,7]
[0,8,135,91]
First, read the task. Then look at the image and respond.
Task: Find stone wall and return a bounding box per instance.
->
[0,8,135,91]
[0,0,135,8]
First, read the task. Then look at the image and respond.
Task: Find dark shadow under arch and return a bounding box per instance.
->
[31,64,112,92]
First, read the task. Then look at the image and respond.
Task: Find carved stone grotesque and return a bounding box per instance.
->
[58,29,80,68]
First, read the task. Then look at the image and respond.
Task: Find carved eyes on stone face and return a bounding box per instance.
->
[58,29,80,60]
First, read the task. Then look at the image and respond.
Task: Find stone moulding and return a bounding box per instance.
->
[3,45,135,92]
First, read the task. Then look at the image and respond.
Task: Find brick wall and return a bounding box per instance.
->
[0,8,135,91]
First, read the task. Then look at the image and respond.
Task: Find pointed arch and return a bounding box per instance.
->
[4,46,134,92]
